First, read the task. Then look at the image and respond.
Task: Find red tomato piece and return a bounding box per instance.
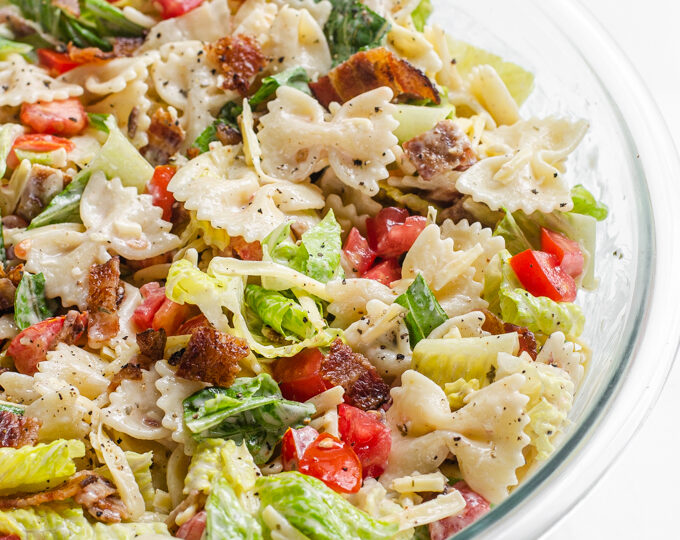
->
[337,403,391,478]
[274,348,328,402]
[343,228,377,274]
[145,165,176,222]
[231,236,263,261]
[20,99,87,137]
[176,511,207,540]
[540,227,584,278]
[8,313,88,375]
[132,282,167,331]
[156,0,204,18]
[6,134,75,169]
[298,433,362,493]
[152,298,192,336]
[281,426,320,471]
[361,258,402,286]
[37,49,82,76]
[510,250,577,303]
[366,207,426,258]
[429,482,490,540]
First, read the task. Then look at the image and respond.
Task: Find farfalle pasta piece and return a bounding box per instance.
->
[0,54,83,107]
[102,368,171,441]
[264,5,331,78]
[326,277,397,328]
[536,331,587,388]
[168,145,324,243]
[258,86,398,195]
[233,0,279,45]
[386,22,443,77]
[467,65,520,127]
[344,300,411,380]
[269,0,332,27]
[457,117,589,213]
[38,344,109,401]
[396,224,487,317]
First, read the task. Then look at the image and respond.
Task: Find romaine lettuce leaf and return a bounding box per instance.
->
[0,37,32,60]
[0,401,24,415]
[249,67,311,107]
[411,0,432,32]
[87,113,110,133]
[324,0,391,65]
[245,285,314,340]
[205,478,263,540]
[0,123,23,180]
[484,250,585,337]
[183,374,315,463]
[392,104,455,143]
[191,101,243,154]
[14,272,54,330]
[0,440,85,493]
[256,472,398,540]
[27,170,91,229]
[394,274,448,347]
[97,451,154,511]
[570,184,608,221]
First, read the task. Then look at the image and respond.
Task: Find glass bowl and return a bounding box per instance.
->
[431,0,680,537]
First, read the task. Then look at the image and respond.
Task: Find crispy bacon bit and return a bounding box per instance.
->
[309,48,440,109]
[108,363,144,392]
[0,410,41,448]
[482,310,537,360]
[66,37,143,64]
[0,471,128,523]
[176,510,207,540]
[54,309,88,346]
[176,314,211,336]
[137,328,167,361]
[215,123,242,146]
[2,215,28,229]
[0,279,16,312]
[16,164,66,222]
[87,258,121,347]
[4,264,24,287]
[403,120,477,180]
[176,326,248,386]
[207,35,266,96]
[230,236,263,261]
[321,339,390,410]
[140,108,186,166]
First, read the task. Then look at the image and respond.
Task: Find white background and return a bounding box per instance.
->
[546,1,680,539]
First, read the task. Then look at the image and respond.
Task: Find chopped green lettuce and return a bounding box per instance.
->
[411,0,433,32]
[205,478,263,540]
[0,440,85,493]
[378,181,441,217]
[412,333,519,390]
[249,67,311,107]
[264,211,343,283]
[256,472,398,540]
[0,123,23,180]
[446,37,534,105]
[14,272,54,330]
[245,285,314,340]
[570,184,608,221]
[392,104,455,143]
[183,374,315,463]
[394,274,448,347]
[0,401,24,415]
[87,113,110,133]
[10,0,145,51]
[97,451,154,510]
[484,250,585,337]
[191,101,243,154]
[0,37,32,59]
[323,0,390,65]
[13,148,62,167]
[27,170,90,229]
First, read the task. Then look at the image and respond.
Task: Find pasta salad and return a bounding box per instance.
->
[0,0,608,538]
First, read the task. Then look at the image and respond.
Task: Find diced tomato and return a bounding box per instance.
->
[155,0,204,18]
[429,482,490,540]
[231,236,263,261]
[366,207,426,258]
[20,99,87,137]
[274,348,328,402]
[8,313,88,375]
[510,250,577,303]
[152,298,193,336]
[343,228,376,274]
[281,426,320,471]
[6,134,75,169]
[361,258,402,286]
[176,511,207,540]
[37,49,81,76]
[131,282,167,331]
[176,314,210,335]
[337,403,391,478]
[540,228,584,278]
[146,165,176,222]
[298,433,362,493]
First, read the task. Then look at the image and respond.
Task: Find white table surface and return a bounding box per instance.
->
[545,1,680,539]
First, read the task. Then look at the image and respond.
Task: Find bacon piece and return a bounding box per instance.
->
[108,363,144,392]
[140,108,186,166]
[0,279,16,312]
[66,38,143,64]
[481,310,537,360]
[230,236,263,261]
[54,309,89,346]
[176,326,248,386]
[176,510,207,540]
[403,120,477,180]
[176,314,211,336]
[2,215,28,229]
[16,164,66,222]
[87,258,121,347]
[0,410,40,448]
[215,123,243,146]
[137,328,167,361]
[207,35,266,96]
[309,48,440,109]
[321,339,390,410]
[0,471,128,523]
